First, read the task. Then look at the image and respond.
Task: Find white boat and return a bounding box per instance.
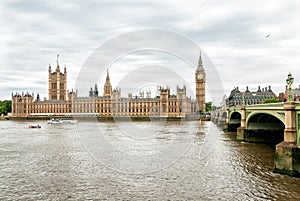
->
[47,118,63,124]
[60,119,77,124]
[47,118,77,124]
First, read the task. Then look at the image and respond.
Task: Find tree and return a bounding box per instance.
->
[0,105,5,115]
[205,102,212,112]
[211,105,217,111]
[262,97,279,104]
[0,100,12,115]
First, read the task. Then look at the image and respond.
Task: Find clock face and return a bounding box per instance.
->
[197,73,203,80]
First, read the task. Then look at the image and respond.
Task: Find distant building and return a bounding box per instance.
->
[227,86,277,106]
[278,92,285,102]
[12,53,206,117]
[281,85,300,102]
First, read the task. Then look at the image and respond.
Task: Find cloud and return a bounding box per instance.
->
[1,0,300,104]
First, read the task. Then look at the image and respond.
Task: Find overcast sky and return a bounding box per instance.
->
[1,0,300,105]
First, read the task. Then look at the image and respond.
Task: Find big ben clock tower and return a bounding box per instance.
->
[195,52,206,113]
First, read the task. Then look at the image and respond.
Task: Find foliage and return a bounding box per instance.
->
[206,102,212,112]
[262,97,279,104]
[211,105,217,111]
[0,100,12,115]
[205,102,217,111]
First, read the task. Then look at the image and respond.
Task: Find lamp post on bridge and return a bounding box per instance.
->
[286,72,294,102]
[274,72,300,177]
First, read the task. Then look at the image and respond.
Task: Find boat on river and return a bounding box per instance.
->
[60,119,77,124]
[47,118,77,124]
[47,118,62,124]
[29,125,41,128]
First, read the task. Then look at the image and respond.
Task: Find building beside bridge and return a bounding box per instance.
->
[11,53,206,117]
[227,86,277,106]
[280,85,300,102]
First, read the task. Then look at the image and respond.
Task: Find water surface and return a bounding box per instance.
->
[0,120,299,200]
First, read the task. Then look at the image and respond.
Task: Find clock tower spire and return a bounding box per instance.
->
[195,51,206,113]
[198,51,203,69]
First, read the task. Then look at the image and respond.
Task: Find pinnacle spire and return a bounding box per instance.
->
[198,51,202,65]
[56,54,60,72]
[56,54,59,67]
[197,51,204,71]
[106,69,110,82]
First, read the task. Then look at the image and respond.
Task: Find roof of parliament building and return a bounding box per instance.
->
[227,86,277,106]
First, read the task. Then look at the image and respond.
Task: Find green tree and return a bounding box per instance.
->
[0,105,5,115]
[0,100,12,115]
[262,97,279,104]
[211,105,217,111]
[205,102,212,112]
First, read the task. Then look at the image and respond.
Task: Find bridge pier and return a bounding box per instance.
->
[274,102,300,177]
[236,106,246,140]
[223,109,230,132]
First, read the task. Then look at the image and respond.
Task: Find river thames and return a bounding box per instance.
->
[0,120,299,200]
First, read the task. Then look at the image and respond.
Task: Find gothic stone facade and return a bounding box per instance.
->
[12,54,205,117]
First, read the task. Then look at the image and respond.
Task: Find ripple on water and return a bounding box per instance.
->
[0,121,300,200]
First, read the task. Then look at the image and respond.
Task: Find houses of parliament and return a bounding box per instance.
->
[11,54,206,118]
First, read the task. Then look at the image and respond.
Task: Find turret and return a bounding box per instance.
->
[48,63,51,74]
[257,86,261,92]
[94,84,98,97]
[89,87,94,97]
[146,91,151,98]
[268,86,272,92]
[245,86,250,93]
[103,70,112,96]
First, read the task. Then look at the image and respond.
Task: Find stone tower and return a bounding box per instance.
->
[103,70,112,96]
[177,85,187,115]
[48,55,67,100]
[195,52,206,113]
[159,86,170,117]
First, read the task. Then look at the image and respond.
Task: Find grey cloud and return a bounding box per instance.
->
[1,0,300,103]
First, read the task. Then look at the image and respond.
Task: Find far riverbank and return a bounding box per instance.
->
[6,115,210,122]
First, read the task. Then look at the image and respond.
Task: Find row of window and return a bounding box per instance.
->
[13,99,192,114]
[13,106,185,114]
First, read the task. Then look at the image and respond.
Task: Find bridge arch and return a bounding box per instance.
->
[229,111,241,121]
[229,110,242,119]
[245,112,285,144]
[246,111,285,129]
[227,111,242,132]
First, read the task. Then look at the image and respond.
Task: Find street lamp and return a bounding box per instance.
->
[286,72,294,102]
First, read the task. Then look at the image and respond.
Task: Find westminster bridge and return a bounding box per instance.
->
[211,101,300,177]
